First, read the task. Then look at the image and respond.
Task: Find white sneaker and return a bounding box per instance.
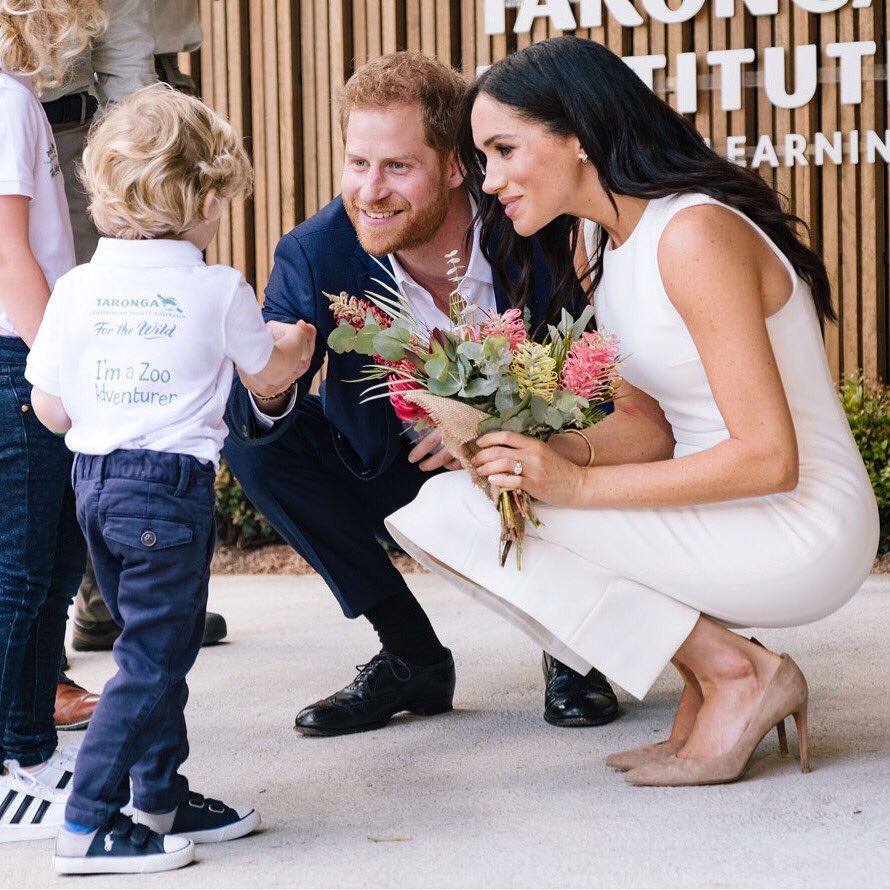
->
[0,761,69,842]
[26,746,78,791]
[54,813,194,875]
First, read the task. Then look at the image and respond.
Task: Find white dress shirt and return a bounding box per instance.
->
[387,218,496,333]
[251,217,498,429]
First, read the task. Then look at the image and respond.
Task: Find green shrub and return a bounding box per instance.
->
[214,460,282,548]
[839,373,890,554]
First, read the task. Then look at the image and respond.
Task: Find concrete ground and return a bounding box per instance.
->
[3,573,889,889]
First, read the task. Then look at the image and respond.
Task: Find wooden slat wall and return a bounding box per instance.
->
[196,0,888,382]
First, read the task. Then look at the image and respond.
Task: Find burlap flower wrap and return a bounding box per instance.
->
[402,391,527,563]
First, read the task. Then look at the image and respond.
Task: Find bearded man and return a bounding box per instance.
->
[223,52,620,735]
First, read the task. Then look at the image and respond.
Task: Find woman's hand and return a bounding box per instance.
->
[473,431,587,506]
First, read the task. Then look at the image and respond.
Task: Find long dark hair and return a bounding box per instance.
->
[458,37,834,325]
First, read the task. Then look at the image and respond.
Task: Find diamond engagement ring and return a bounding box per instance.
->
[513,461,523,476]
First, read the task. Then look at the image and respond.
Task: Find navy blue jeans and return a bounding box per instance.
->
[0,336,84,766]
[65,449,215,826]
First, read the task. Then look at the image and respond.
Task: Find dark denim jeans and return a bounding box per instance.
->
[65,449,215,826]
[0,336,84,766]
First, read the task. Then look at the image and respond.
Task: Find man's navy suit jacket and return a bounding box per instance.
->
[225,196,580,480]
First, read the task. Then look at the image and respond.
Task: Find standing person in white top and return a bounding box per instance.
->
[223,52,623,743]
[0,0,107,843]
[387,37,879,787]
[26,84,315,875]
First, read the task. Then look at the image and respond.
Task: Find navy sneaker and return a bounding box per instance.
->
[54,813,193,875]
[131,792,260,844]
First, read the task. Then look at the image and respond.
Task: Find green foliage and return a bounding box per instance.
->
[839,373,890,553]
[214,460,281,549]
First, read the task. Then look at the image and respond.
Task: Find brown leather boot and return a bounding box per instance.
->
[54,675,99,731]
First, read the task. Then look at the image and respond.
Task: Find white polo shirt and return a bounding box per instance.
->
[26,239,274,467]
[0,71,75,337]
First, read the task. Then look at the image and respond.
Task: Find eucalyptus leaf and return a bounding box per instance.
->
[502,408,532,433]
[460,377,498,398]
[427,375,463,397]
[499,395,530,422]
[543,406,567,429]
[388,323,412,341]
[495,386,521,413]
[478,415,504,434]
[327,323,357,353]
[371,334,407,362]
[530,395,551,425]
[457,340,484,360]
[425,357,448,380]
[553,390,585,412]
[353,327,381,354]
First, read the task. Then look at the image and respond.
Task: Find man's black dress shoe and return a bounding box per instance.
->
[294,649,456,736]
[542,652,620,727]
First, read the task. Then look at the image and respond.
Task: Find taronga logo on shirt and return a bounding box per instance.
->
[95,294,184,314]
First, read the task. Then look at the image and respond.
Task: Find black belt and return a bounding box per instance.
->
[41,92,99,126]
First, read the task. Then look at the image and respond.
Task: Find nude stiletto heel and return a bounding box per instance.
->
[607,640,791,771]
[753,638,789,756]
[776,717,789,755]
[624,654,810,787]
[793,703,810,772]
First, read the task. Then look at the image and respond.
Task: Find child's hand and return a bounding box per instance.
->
[272,320,316,378]
[238,320,317,405]
[31,387,71,435]
[266,319,293,342]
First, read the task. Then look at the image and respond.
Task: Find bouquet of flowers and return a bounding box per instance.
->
[325,256,620,568]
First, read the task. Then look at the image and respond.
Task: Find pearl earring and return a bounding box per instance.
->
[577,149,589,163]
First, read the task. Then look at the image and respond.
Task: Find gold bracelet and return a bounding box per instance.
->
[564,428,595,467]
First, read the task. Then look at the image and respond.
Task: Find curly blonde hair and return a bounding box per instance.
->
[0,0,107,91]
[81,83,253,240]
[340,52,467,157]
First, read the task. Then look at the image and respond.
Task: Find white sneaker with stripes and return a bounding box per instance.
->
[0,750,76,842]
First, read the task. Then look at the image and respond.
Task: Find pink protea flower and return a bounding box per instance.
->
[326,291,391,330]
[481,307,527,350]
[387,359,428,423]
[560,330,620,400]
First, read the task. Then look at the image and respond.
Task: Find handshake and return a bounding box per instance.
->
[237,319,317,408]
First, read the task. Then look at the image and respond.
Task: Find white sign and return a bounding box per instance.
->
[481,0,886,166]
[485,0,875,33]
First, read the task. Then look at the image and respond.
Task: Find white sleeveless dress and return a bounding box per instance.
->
[385,193,879,699]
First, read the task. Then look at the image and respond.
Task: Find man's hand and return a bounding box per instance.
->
[238,319,316,400]
[408,427,462,472]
